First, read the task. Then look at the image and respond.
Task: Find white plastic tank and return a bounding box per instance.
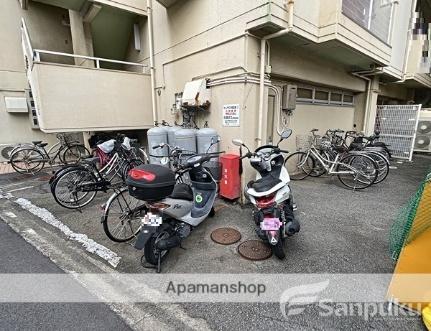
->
[147,126,168,165]
[197,127,219,154]
[174,128,197,162]
[196,127,221,181]
[165,126,181,147]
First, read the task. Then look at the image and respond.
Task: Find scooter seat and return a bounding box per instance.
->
[251,175,282,193]
[170,183,193,201]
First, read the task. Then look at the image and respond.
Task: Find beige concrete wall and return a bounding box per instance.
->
[278,104,355,152]
[31,62,154,132]
[270,43,366,92]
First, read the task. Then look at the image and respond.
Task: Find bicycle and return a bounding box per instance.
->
[285,132,379,190]
[9,133,90,174]
[50,140,143,210]
[307,129,390,184]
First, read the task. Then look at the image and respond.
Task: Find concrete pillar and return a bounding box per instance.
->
[364,76,380,135]
[82,131,92,151]
[68,10,94,68]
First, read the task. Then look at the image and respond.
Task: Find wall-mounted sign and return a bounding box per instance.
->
[222,104,240,127]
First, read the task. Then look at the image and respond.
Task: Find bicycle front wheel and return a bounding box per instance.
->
[10,148,45,174]
[102,187,145,242]
[336,154,378,190]
[52,167,97,209]
[61,144,91,164]
[284,151,315,180]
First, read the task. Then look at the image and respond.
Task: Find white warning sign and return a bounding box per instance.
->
[222,104,240,127]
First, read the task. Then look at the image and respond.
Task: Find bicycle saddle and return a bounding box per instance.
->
[311,128,319,132]
[32,141,42,145]
[82,157,100,165]
[37,143,48,148]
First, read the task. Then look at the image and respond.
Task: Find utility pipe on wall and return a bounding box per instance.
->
[257,0,295,145]
[147,0,157,122]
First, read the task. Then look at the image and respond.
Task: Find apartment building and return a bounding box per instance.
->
[1,0,430,160]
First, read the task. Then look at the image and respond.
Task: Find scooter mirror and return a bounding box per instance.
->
[232,139,244,147]
[281,129,293,140]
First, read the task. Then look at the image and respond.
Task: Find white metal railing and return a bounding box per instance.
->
[20,18,147,73]
[33,49,148,72]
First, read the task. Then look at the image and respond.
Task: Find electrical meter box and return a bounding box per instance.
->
[282,84,297,111]
[181,79,211,108]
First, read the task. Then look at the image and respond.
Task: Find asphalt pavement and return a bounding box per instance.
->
[0,155,430,330]
[0,221,131,331]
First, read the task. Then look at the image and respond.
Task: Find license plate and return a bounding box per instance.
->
[141,213,163,227]
[260,218,282,231]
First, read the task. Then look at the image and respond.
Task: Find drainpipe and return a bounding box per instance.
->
[257,0,295,145]
[147,0,157,122]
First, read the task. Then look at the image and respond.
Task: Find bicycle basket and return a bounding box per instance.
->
[319,137,332,151]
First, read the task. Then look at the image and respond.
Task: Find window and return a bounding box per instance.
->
[297,88,313,100]
[330,92,342,104]
[296,84,355,106]
[314,90,330,103]
[343,94,354,105]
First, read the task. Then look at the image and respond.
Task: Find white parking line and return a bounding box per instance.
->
[7,186,34,193]
[14,197,121,268]
[3,211,17,218]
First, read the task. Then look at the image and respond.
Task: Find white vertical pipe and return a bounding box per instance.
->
[147,0,157,123]
[257,38,266,144]
[257,0,295,146]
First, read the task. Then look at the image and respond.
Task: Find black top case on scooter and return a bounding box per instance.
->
[126,164,176,201]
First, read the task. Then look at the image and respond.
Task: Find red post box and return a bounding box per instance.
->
[219,154,241,200]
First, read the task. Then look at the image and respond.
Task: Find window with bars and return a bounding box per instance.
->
[296,85,355,106]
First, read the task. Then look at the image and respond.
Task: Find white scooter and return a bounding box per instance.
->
[232,129,299,258]
[127,152,221,272]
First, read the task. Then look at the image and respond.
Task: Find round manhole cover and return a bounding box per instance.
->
[237,240,272,261]
[211,227,241,245]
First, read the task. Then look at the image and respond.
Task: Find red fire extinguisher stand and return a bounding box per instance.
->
[219,154,241,200]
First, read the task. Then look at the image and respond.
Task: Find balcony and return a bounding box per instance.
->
[404,38,431,88]
[266,0,393,69]
[21,18,153,133]
[30,59,154,133]
[31,0,147,15]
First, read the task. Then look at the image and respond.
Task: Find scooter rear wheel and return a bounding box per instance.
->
[144,224,172,265]
[271,239,286,259]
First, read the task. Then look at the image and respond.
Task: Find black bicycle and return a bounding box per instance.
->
[50,140,143,209]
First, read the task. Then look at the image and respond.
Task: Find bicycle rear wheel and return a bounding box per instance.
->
[102,187,145,242]
[363,151,389,184]
[10,148,45,174]
[284,151,315,180]
[336,154,378,190]
[61,144,91,164]
[52,167,97,209]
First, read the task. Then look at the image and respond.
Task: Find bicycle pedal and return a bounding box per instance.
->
[292,203,298,211]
